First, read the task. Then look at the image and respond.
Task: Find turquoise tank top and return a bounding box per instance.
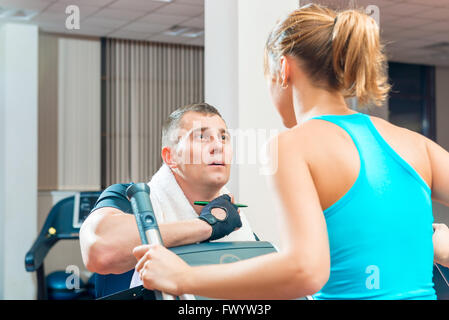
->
[308,113,436,300]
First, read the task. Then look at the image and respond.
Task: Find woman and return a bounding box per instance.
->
[133,4,449,299]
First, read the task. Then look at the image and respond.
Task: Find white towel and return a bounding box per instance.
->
[130,163,256,288]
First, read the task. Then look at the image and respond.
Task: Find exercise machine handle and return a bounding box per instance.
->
[126,183,197,300]
[126,183,163,246]
[126,183,174,300]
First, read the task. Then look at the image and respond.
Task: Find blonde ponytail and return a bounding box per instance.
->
[264,4,390,107]
[332,10,390,106]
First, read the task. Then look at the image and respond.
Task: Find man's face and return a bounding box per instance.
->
[171,112,232,190]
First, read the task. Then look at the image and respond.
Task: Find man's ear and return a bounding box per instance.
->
[161,146,177,169]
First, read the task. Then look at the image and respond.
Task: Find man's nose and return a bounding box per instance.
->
[209,135,224,153]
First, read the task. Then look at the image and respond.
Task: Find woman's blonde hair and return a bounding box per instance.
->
[264,3,390,107]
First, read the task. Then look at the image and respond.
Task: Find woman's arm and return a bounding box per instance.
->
[134,244,323,299]
[433,223,449,268]
[134,131,330,299]
[425,138,449,207]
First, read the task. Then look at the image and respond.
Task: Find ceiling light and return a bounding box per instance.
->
[11,9,38,21]
[181,29,204,38]
[422,42,449,51]
[0,7,38,21]
[421,42,449,61]
[164,25,190,36]
[0,6,11,18]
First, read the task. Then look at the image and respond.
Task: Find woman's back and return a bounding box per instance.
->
[293,112,436,299]
[301,113,432,211]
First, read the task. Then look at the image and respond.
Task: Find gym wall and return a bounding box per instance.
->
[0,24,39,300]
[37,32,101,293]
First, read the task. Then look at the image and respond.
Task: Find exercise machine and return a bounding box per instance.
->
[25,191,101,299]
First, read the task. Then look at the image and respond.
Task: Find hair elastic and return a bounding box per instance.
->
[333,15,338,28]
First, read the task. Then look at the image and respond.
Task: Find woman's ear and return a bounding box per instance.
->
[161,146,177,169]
[279,55,291,87]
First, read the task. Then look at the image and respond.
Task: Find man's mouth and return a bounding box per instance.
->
[208,162,225,166]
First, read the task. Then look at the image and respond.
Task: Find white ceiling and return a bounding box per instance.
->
[0,0,449,66]
[0,0,205,46]
[357,0,449,67]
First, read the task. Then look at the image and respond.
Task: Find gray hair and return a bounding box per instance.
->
[161,103,224,148]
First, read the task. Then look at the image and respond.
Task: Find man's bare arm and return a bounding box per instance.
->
[79,207,211,275]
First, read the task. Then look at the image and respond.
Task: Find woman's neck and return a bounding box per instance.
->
[293,84,356,125]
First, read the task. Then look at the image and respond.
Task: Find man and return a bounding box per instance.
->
[80,103,256,278]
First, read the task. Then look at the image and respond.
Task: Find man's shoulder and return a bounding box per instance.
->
[103,183,134,193]
[92,183,135,214]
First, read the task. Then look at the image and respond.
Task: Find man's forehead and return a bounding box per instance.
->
[179,111,227,130]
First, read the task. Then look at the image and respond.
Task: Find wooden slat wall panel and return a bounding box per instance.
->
[57,37,101,190]
[38,33,59,190]
[104,39,204,186]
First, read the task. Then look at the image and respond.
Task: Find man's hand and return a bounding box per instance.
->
[433,223,449,268]
[228,193,241,214]
[198,194,242,241]
[209,193,241,219]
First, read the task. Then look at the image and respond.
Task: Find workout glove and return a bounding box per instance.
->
[198,194,242,241]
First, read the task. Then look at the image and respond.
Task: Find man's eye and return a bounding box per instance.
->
[195,133,207,141]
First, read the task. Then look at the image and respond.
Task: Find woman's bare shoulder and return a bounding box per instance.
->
[368,115,428,147]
